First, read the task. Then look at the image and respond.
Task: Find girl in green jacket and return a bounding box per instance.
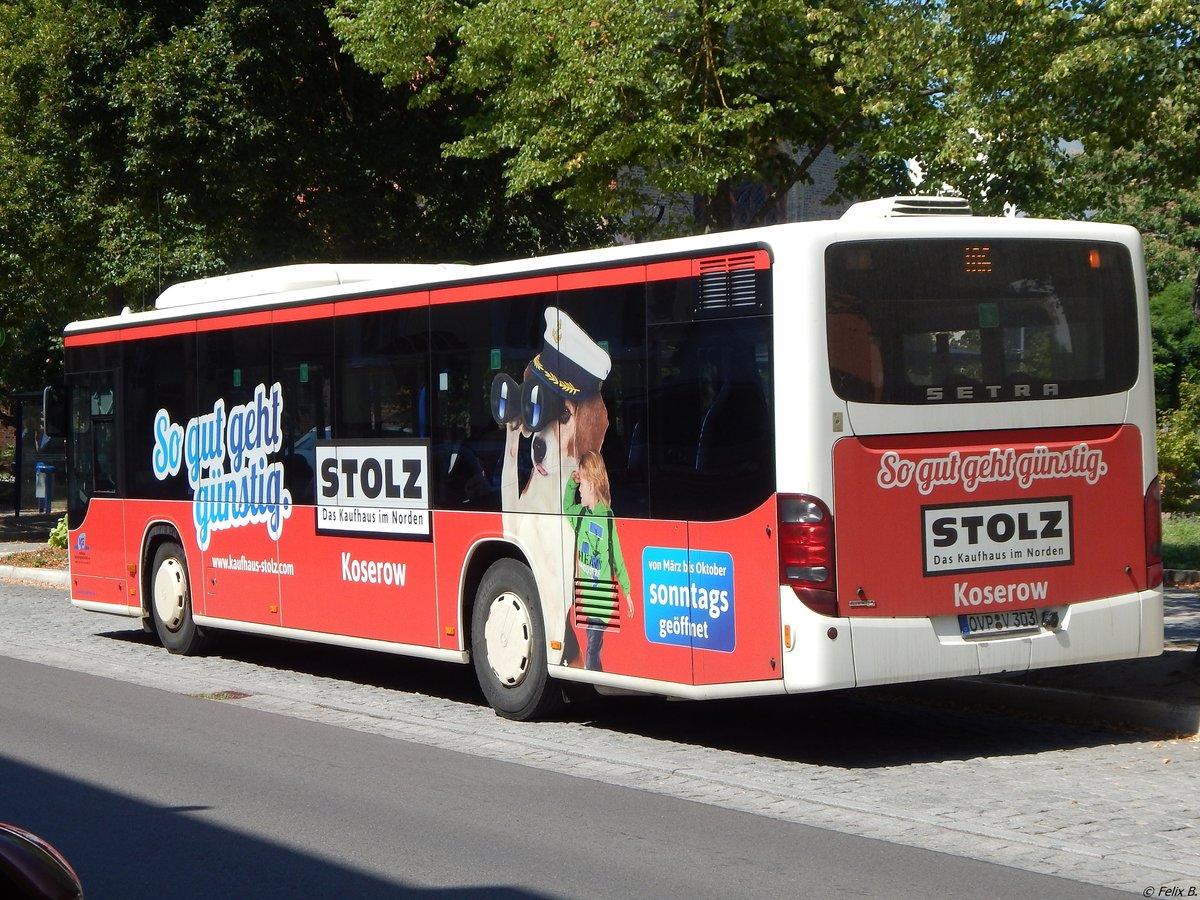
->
[564,450,636,671]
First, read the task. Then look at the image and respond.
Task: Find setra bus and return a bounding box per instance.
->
[64,196,1164,719]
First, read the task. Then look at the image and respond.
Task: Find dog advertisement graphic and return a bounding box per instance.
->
[489,307,635,669]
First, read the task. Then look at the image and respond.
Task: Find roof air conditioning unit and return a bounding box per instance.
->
[841,196,973,219]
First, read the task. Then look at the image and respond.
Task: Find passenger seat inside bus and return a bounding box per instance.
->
[695,367,770,476]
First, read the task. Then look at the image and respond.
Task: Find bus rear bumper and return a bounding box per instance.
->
[782,588,1164,693]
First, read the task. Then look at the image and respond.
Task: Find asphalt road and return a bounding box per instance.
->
[0,655,1126,900]
[1,577,1197,897]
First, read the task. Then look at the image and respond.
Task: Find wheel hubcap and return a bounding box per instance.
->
[483,591,532,686]
[153,558,187,631]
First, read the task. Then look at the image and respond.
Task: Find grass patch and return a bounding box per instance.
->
[1163,515,1200,570]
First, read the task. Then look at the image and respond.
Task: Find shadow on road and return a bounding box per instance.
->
[0,755,552,900]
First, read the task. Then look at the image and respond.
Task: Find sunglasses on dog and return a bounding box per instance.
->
[490,373,571,432]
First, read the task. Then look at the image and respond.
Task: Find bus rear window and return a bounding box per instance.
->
[825,239,1139,404]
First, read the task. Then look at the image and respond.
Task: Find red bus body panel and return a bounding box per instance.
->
[833,425,1147,617]
[69,497,784,688]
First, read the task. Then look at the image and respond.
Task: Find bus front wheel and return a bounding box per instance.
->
[150,542,207,656]
[471,559,562,721]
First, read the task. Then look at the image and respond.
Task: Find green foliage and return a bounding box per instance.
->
[890,2,1200,298]
[332,0,1200,242]
[4,0,1199,402]
[0,1,612,397]
[1069,149,1200,296]
[47,514,68,550]
[1150,282,1200,413]
[861,0,1200,222]
[331,0,927,235]
[1163,516,1200,571]
[1158,379,1200,513]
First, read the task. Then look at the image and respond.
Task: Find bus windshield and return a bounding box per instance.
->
[825,239,1140,404]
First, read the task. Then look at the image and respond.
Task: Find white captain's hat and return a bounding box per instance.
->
[531,307,611,398]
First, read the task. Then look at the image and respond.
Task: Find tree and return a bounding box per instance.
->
[856,0,1200,291]
[1150,282,1200,414]
[1055,0,1200,296]
[1158,378,1200,513]
[330,0,935,235]
[5,1,1199,396]
[0,0,612,398]
[1091,161,1200,296]
[332,0,1200,242]
[0,1,106,395]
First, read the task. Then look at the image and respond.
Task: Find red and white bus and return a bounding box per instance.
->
[64,196,1164,719]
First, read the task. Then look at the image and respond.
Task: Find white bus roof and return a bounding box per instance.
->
[152,263,471,309]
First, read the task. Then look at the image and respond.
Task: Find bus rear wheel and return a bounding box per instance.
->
[150,542,207,655]
[471,559,562,721]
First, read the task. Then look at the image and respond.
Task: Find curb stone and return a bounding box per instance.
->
[0,564,69,587]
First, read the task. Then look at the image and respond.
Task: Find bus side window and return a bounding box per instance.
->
[695,343,771,475]
[429,295,538,511]
[647,317,774,521]
[91,416,118,494]
[336,308,428,440]
[197,325,271,421]
[274,319,332,506]
[123,334,194,501]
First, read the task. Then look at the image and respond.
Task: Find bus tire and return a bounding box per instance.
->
[150,542,207,656]
[471,559,562,721]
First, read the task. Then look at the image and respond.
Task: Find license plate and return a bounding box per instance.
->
[958,608,1042,639]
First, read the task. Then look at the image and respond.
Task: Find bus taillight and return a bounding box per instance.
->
[778,494,837,616]
[1145,477,1163,588]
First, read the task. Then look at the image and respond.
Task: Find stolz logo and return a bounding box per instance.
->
[922,497,1073,575]
[316,441,431,539]
[151,382,291,551]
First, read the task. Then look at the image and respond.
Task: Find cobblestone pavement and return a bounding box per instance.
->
[1165,588,1200,644]
[1,578,1197,896]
